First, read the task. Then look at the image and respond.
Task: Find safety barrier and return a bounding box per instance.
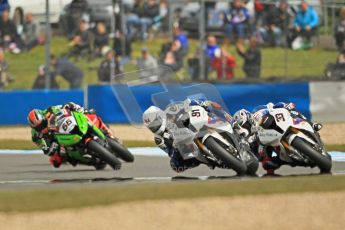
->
[1,81,343,125]
[87,82,311,123]
[0,90,83,125]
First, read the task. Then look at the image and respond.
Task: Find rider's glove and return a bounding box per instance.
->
[238,128,249,138]
[285,103,296,111]
[85,109,96,114]
[64,102,84,113]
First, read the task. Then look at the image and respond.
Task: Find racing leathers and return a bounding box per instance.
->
[234,102,316,175]
[30,103,86,167]
[155,99,232,172]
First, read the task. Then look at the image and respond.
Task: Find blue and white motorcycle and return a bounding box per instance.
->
[165,102,259,175]
[253,106,332,173]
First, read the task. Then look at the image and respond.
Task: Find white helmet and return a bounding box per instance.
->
[143,106,167,134]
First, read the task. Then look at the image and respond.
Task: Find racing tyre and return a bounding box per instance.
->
[291,137,332,173]
[204,137,247,175]
[107,137,134,162]
[245,152,259,176]
[94,162,107,170]
[88,140,122,170]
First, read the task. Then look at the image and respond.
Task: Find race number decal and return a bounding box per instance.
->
[59,117,77,134]
[275,113,285,122]
[191,109,201,117]
[62,119,73,131]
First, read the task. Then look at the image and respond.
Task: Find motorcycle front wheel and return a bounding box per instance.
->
[291,137,332,173]
[107,137,134,162]
[204,137,247,175]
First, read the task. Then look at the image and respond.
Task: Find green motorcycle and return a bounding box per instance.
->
[50,108,123,170]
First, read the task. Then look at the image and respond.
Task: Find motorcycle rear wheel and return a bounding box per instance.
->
[291,137,332,173]
[204,137,247,175]
[88,140,122,170]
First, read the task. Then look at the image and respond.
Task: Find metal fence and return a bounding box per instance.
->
[2,0,345,91]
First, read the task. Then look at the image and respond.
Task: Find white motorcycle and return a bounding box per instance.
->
[254,107,332,173]
[165,102,259,175]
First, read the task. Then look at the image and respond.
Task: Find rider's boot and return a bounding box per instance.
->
[49,153,64,168]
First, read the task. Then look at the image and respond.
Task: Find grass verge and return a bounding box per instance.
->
[0,175,345,213]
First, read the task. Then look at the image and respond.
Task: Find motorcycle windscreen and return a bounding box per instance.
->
[72,112,89,135]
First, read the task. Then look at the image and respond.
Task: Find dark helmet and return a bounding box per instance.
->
[233,109,254,132]
[27,109,47,131]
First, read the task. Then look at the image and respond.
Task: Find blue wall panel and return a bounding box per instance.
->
[214,82,311,118]
[0,90,83,125]
[88,82,310,123]
[0,83,310,125]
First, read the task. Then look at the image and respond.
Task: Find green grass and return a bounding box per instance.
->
[4,36,338,90]
[0,175,345,213]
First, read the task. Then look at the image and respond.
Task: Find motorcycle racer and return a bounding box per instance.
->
[232,102,322,175]
[28,102,97,168]
[143,99,232,172]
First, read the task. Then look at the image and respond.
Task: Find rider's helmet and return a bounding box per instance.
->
[143,106,167,134]
[27,109,47,131]
[233,109,254,132]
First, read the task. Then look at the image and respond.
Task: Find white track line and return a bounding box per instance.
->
[0,180,51,184]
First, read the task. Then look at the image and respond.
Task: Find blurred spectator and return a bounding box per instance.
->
[60,0,89,39]
[0,49,13,89]
[0,10,20,53]
[126,0,144,33]
[291,1,319,49]
[339,48,345,64]
[136,47,158,78]
[0,0,9,15]
[172,24,188,56]
[97,49,123,83]
[159,40,183,72]
[205,35,220,61]
[126,0,159,40]
[32,65,59,89]
[223,0,251,42]
[212,47,236,80]
[259,1,290,47]
[254,0,266,27]
[114,31,132,62]
[188,48,202,81]
[208,2,227,27]
[50,55,84,89]
[155,0,169,31]
[21,13,44,51]
[93,22,109,57]
[334,7,345,50]
[68,20,93,60]
[236,37,261,79]
[324,45,345,80]
[188,35,220,80]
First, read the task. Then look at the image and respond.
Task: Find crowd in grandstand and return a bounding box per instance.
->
[0,0,345,89]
